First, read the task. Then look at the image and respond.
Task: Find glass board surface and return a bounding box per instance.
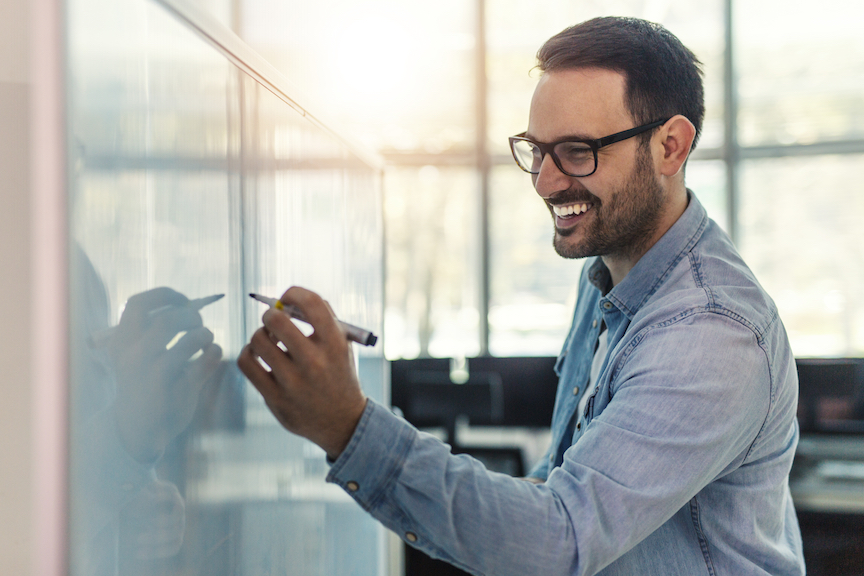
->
[66,0,386,574]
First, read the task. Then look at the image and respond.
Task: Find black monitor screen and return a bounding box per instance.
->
[796,358,864,434]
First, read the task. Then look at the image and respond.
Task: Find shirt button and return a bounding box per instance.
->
[549,453,554,463]
[405,532,418,543]
[603,302,613,310]
[572,386,580,396]
[576,422,582,431]
[592,319,598,328]
[346,481,360,492]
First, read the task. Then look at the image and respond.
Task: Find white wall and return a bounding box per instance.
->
[0,0,35,572]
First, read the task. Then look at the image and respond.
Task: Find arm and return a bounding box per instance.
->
[240,290,769,576]
[338,313,770,575]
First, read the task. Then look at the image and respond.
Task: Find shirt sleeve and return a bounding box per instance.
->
[526,451,552,481]
[326,401,580,575]
[327,312,771,576]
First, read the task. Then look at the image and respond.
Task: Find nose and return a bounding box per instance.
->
[532,152,572,199]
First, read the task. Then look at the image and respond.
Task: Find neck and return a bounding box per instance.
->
[603,186,689,287]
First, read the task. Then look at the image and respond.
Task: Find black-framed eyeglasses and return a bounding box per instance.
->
[508,118,670,178]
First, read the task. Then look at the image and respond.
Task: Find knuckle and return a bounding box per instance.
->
[263,308,289,330]
[307,356,326,374]
[285,286,321,308]
[249,328,271,348]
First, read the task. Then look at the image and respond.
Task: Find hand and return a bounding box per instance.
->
[109,287,224,462]
[119,479,186,560]
[237,286,367,460]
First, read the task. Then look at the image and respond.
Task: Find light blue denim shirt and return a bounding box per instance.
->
[328,193,805,576]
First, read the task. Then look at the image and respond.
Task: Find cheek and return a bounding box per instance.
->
[573,175,606,203]
[585,156,639,200]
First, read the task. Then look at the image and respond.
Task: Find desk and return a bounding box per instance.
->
[790,435,864,575]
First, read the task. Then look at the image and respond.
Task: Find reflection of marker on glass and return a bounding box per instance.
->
[249,293,378,347]
[88,293,225,348]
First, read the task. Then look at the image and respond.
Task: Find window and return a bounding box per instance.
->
[236,0,864,358]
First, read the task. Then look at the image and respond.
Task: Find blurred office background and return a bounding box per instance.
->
[223,0,864,361]
[2,0,863,575]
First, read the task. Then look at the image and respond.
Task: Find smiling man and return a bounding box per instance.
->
[239,17,806,576]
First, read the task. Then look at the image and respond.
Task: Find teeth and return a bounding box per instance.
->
[553,203,589,217]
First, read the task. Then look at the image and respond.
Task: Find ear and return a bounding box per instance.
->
[656,115,696,177]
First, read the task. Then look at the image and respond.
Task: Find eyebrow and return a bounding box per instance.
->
[523,131,597,143]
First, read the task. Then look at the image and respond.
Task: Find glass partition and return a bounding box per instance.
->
[66,0,386,574]
[738,154,864,356]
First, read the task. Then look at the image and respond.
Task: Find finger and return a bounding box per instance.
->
[162,326,215,367]
[279,286,342,346]
[267,327,285,349]
[112,289,191,351]
[237,342,282,397]
[151,306,204,334]
[123,287,189,321]
[167,338,222,391]
[249,326,295,373]
[179,343,223,392]
[261,304,312,355]
[191,341,223,373]
[140,308,206,356]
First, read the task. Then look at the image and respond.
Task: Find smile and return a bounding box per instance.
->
[552,203,591,218]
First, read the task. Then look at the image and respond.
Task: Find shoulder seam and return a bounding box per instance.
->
[607,308,775,463]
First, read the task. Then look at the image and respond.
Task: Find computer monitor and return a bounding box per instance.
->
[796,357,864,434]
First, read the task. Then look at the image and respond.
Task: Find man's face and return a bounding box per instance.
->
[526,68,666,261]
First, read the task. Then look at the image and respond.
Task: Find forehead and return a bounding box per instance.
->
[527,67,631,141]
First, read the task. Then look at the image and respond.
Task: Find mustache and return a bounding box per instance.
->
[545,188,599,207]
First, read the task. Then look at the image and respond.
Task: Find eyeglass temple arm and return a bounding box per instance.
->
[596,118,669,148]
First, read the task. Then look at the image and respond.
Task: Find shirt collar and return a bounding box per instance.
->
[588,190,709,319]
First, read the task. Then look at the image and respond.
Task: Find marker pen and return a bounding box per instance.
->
[249,293,378,347]
[88,293,225,348]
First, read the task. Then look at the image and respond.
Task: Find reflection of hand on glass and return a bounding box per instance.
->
[119,478,186,561]
[70,245,229,575]
[106,287,224,463]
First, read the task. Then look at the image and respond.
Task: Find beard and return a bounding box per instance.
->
[551,145,665,261]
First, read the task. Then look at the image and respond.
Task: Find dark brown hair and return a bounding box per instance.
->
[537,17,705,150]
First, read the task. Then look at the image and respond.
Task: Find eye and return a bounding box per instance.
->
[556,142,593,161]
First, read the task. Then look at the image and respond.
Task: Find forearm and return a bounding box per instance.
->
[327,400,578,576]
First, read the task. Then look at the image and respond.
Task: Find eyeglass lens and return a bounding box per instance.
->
[512,140,595,177]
